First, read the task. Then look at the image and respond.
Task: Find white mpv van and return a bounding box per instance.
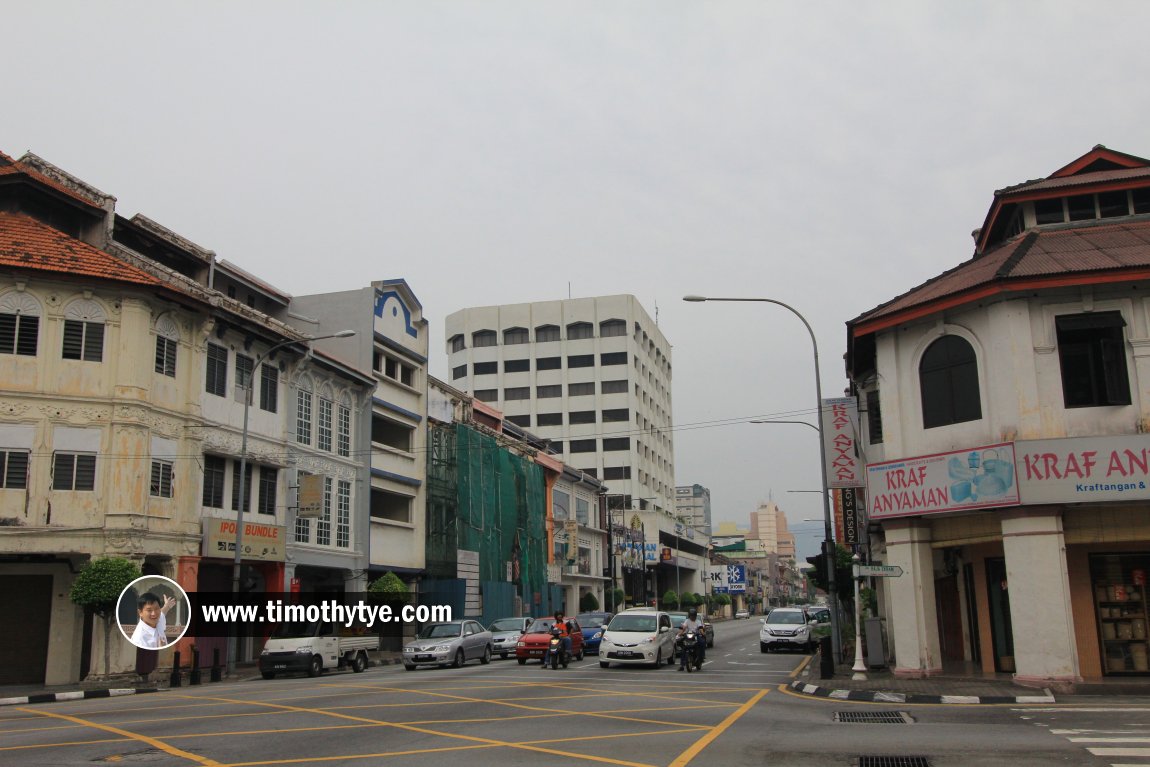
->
[598,608,676,668]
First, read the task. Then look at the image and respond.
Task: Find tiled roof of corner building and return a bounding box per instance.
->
[0,151,104,210]
[0,211,162,287]
[996,166,1150,197]
[851,219,1150,331]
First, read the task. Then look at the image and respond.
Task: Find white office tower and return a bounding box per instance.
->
[445,295,674,515]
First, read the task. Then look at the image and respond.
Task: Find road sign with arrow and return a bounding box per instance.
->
[857,564,903,577]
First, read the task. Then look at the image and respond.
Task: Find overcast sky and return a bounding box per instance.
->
[8,2,1149,561]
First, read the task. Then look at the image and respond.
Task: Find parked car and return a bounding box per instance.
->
[402,620,493,670]
[598,608,676,668]
[666,612,714,655]
[803,606,833,645]
[574,612,613,655]
[759,607,817,653]
[734,609,750,619]
[488,616,532,659]
[515,617,585,664]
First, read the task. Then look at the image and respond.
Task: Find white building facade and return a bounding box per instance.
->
[445,295,693,606]
[290,280,430,586]
[847,146,1150,686]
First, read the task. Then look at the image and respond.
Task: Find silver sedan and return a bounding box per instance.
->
[402,620,493,670]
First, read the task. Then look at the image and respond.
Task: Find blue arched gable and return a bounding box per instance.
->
[374,290,419,339]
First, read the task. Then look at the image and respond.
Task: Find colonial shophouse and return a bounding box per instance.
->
[0,150,373,682]
[290,280,430,589]
[847,146,1150,686]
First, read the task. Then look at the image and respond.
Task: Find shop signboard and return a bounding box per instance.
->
[821,396,865,488]
[202,518,285,562]
[841,488,860,545]
[866,442,1019,519]
[1016,435,1150,504]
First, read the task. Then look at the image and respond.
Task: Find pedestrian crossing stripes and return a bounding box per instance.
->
[1038,724,1150,766]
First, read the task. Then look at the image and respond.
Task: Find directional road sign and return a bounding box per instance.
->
[857,564,903,578]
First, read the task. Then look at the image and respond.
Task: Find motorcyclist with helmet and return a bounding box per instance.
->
[542,610,573,669]
[676,607,705,671]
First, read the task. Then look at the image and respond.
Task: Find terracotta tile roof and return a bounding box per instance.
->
[852,219,1150,333]
[0,211,162,287]
[0,151,104,210]
[997,166,1150,197]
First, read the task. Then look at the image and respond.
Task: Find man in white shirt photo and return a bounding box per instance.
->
[131,592,176,649]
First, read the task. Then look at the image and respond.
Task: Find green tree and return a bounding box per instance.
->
[805,543,855,606]
[368,571,412,604]
[679,592,696,608]
[579,592,600,612]
[605,588,625,612]
[70,557,141,677]
[662,590,679,610]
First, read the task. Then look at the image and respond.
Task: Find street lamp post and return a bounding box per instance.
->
[684,294,842,664]
[851,553,868,680]
[226,329,355,676]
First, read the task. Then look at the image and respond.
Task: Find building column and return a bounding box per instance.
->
[1001,508,1081,684]
[173,556,201,669]
[884,519,942,677]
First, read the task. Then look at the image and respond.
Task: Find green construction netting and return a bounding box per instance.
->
[426,423,548,615]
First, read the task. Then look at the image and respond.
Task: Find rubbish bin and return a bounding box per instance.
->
[864,616,887,669]
[819,636,834,679]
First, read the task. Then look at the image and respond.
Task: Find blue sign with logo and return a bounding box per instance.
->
[727,565,747,593]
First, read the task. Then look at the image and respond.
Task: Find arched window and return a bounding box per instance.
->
[919,335,982,428]
[503,327,529,345]
[62,299,106,362]
[317,384,335,452]
[296,375,314,446]
[472,329,497,347]
[535,324,560,342]
[337,394,353,457]
[599,319,626,337]
[0,291,42,356]
[567,322,593,340]
[154,314,179,377]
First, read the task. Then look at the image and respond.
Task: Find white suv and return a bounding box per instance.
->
[598,609,676,668]
[759,607,816,653]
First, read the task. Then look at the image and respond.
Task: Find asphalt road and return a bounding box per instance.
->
[2,619,1149,766]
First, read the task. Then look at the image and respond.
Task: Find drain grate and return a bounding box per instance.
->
[855,757,931,767]
[835,710,914,724]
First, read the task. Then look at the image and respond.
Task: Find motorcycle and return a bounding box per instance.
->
[547,626,570,669]
[676,630,703,672]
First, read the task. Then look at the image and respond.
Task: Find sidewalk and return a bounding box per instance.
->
[0,650,407,707]
[788,653,1150,704]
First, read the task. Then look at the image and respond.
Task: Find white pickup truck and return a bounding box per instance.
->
[258,621,377,679]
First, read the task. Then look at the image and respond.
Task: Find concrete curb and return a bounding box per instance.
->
[787,678,1056,705]
[0,688,159,707]
[1,654,413,707]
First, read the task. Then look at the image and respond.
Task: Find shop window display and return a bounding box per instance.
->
[1091,554,1150,675]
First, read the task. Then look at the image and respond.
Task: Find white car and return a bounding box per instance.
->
[598,609,676,668]
[759,607,815,653]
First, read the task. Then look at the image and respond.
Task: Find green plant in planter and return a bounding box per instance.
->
[70,557,141,677]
